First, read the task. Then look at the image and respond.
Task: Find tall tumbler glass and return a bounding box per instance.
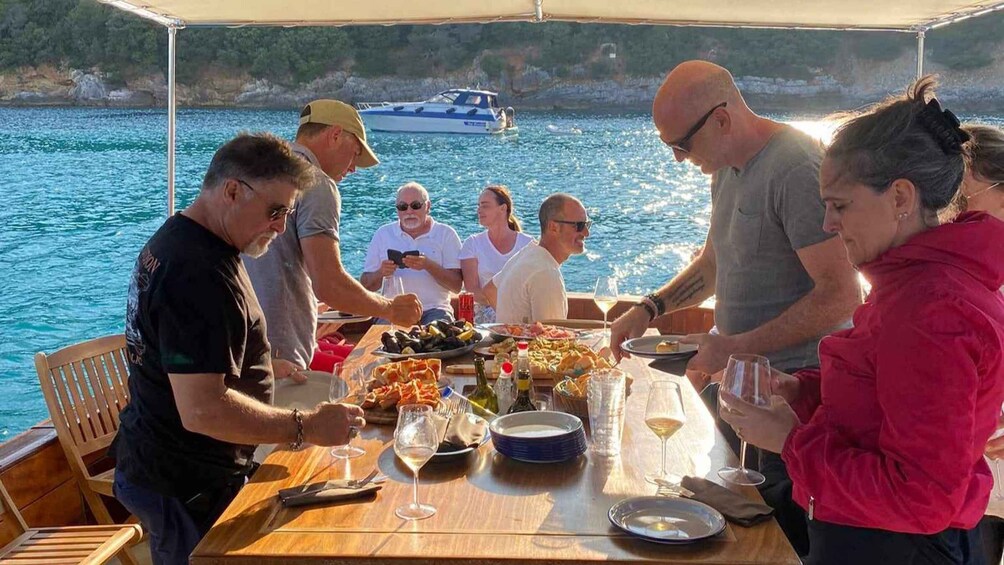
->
[587,368,627,457]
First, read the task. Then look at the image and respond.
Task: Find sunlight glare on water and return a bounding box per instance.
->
[1,107,999,437]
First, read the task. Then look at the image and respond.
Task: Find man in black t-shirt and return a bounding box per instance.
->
[111,133,367,565]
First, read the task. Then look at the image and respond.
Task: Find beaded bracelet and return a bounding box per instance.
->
[645,292,666,316]
[290,408,304,450]
[633,300,656,321]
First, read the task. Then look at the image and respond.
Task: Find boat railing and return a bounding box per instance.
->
[355,101,394,110]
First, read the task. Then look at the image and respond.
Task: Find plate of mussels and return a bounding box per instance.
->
[374,320,483,360]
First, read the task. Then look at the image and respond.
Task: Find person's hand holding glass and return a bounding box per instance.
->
[593,276,619,338]
[717,354,771,486]
[644,380,687,485]
[394,404,438,520]
[329,362,367,459]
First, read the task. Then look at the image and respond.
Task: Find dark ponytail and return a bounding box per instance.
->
[485,184,522,232]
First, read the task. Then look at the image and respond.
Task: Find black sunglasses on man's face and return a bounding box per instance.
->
[396,200,426,212]
[665,102,727,153]
[553,219,592,232]
[237,178,295,221]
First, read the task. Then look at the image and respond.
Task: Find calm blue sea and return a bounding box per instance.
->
[1,107,1001,439]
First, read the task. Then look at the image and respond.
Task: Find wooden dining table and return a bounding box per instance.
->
[191,325,799,564]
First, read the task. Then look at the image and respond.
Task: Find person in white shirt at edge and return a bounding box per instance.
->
[360,182,464,324]
[484,193,591,324]
[459,184,533,324]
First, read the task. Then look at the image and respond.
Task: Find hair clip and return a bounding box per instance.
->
[917,99,970,154]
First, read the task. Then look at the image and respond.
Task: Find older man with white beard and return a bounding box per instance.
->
[361,182,463,324]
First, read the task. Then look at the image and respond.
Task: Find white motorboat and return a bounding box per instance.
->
[357,89,516,135]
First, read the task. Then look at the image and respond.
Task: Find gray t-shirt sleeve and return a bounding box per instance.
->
[295,178,340,242]
[772,163,834,251]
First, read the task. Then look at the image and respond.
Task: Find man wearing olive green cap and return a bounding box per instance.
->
[245,99,422,383]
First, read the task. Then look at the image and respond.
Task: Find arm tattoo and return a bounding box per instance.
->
[663,272,706,309]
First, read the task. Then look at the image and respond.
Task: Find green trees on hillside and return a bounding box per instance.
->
[1,0,1001,85]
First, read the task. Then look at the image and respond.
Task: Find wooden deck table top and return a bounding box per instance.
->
[191,325,798,565]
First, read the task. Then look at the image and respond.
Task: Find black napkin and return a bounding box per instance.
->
[278,480,382,508]
[431,413,488,450]
[680,476,774,527]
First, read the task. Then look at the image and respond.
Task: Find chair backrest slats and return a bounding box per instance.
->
[81,357,115,436]
[36,335,131,459]
[46,365,87,447]
[64,362,100,444]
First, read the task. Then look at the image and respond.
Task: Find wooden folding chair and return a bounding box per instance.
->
[0,477,142,564]
[34,335,131,528]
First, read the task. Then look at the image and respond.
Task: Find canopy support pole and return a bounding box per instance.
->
[916,30,925,80]
[167,25,178,217]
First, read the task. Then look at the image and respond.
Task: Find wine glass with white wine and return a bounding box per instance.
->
[593,276,619,337]
[644,380,687,484]
[394,404,438,520]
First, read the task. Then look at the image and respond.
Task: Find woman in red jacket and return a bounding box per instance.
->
[722,77,1004,564]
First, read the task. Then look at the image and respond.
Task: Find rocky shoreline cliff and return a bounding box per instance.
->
[3,52,1003,113]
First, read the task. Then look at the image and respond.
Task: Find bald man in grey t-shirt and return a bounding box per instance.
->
[611,61,862,556]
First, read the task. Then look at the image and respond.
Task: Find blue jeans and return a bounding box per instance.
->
[114,473,241,565]
[376,307,454,326]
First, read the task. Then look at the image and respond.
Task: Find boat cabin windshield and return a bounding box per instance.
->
[426,90,496,109]
[426,91,460,104]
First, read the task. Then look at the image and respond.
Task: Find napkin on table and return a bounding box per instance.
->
[431,413,488,450]
[680,476,774,527]
[278,480,382,508]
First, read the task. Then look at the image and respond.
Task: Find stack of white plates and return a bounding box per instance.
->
[489,411,587,463]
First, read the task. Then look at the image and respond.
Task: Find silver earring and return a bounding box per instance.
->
[897,212,908,220]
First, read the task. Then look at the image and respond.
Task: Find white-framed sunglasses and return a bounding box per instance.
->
[965,181,1002,200]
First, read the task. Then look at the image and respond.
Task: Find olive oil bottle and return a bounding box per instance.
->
[506,341,537,414]
[468,356,499,414]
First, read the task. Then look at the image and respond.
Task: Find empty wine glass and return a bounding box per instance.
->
[993,403,1004,500]
[329,362,366,459]
[382,275,405,298]
[644,380,687,485]
[593,276,619,337]
[718,354,771,486]
[394,404,438,520]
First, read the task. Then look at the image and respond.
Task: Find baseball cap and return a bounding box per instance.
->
[299,99,379,168]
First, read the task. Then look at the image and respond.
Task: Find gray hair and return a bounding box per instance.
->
[825,76,968,212]
[202,132,314,192]
[397,181,430,201]
[538,193,580,231]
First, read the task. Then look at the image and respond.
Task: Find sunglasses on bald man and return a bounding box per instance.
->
[395,200,426,211]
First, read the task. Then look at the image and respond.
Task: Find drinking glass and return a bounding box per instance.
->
[993,403,1004,500]
[394,404,438,520]
[593,276,619,337]
[718,354,771,486]
[382,275,405,298]
[329,362,366,459]
[644,380,687,484]
[587,368,627,457]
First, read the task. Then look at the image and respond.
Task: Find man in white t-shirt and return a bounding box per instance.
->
[487,193,591,324]
[361,182,463,324]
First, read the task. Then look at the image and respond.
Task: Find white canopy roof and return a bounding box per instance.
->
[99,0,1004,31]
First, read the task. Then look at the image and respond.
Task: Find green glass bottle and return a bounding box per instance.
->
[468,356,499,415]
